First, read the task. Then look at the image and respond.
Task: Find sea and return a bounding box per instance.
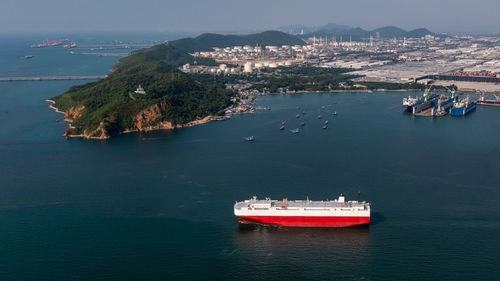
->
[1,33,500,281]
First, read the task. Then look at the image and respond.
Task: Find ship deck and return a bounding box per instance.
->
[234,198,369,210]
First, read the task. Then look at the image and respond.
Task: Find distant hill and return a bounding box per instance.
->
[278,23,352,35]
[288,23,436,40]
[170,31,305,53]
[277,24,316,35]
[371,26,407,38]
[406,28,434,38]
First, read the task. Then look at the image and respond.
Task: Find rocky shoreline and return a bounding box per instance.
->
[46,100,229,140]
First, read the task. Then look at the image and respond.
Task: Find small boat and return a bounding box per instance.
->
[296,114,300,118]
[322,125,328,129]
[282,121,287,125]
[300,122,305,126]
[321,106,326,110]
[332,111,337,116]
[302,111,306,115]
[290,128,300,134]
[243,136,254,141]
[317,115,322,119]
[280,125,285,130]
[24,55,34,59]
[324,120,329,125]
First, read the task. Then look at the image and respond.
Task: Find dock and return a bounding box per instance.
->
[414,107,434,117]
[0,76,106,82]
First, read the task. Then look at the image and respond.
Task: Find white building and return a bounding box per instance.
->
[244,62,253,72]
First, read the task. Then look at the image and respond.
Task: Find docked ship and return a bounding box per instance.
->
[434,94,456,116]
[477,95,500,106]
[403,95,418,113]
[234,194,370,227]
[402,88,439,114]
[450,96,476,116]
[63,42,77,48]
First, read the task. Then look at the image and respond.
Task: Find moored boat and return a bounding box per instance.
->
[450,96,476,116]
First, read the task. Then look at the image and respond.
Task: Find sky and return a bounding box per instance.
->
[2,0,500,34]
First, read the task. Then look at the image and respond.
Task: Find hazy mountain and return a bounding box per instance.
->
[317,23,353,32]
[278,23,352,35]
[406,28,435,38]
[277,24,316,35]
[170,31,305,53]
[281,23,436,41]
[371,26,407,38]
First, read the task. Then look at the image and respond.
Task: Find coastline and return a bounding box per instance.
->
[46,99,65,114]
[45,88,430,140]
[46,100,228,140]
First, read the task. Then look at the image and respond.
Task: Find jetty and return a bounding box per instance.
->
[0,76,106,82]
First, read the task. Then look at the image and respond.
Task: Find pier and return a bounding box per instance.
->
[414,107,434,116]
[0,75,106,82]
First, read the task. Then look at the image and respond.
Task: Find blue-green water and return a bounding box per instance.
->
[1,35,500,281]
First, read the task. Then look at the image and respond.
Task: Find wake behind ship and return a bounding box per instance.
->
[234,194,370,227]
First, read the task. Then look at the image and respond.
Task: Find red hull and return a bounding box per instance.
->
[237,216,370,227]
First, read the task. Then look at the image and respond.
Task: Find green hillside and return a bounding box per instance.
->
[51,44,232,139]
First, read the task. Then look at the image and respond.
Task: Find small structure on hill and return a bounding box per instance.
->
[134,85,146,95]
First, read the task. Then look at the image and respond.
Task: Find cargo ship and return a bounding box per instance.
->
[402,89,439,114]
[450,96,476,116]
[477,95,500,106]
[402,95,419,113]
[63,42,77,48]
[30,39,67,48]
[234,194,370,227]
